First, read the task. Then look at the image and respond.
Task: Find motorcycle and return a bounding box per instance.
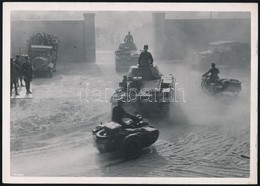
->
[92,115,159,160]
[201,75,241,95]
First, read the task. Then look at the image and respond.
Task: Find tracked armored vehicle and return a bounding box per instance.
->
[111,64,175,116]
[115,42,140,72]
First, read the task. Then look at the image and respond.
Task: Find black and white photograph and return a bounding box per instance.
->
[3,2,258,184]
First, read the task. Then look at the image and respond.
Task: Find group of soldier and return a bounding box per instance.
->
[10,55,33,96]
[10,32,59,97]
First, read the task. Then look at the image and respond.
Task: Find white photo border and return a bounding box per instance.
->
[3,2,258,184]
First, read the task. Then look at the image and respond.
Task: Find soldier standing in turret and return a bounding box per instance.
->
[138,45,154,67]
[124,31,134,44]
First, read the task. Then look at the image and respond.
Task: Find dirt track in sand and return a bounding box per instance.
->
[10,52,250,177]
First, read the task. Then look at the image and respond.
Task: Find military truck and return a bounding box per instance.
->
[29,45,55,78]
[191,41,250,70]
[111,64,176,116]
[27,33,59,74]
[115,42,140,72]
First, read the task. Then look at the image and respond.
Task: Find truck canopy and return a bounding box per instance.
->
[31,45,53,50]
[209,41,248,47]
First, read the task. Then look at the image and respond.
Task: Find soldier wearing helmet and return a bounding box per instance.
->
[111,99,138,128]
[203,63,220,84]
[124,31,134,44]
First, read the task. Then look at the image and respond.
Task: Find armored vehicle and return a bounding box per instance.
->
[92,114,159,160]
[111,64,175,116]
[29,45,56,78]
[115,42,140,72]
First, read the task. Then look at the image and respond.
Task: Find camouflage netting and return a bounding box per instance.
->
[27,33,59,54]
[26,33,60,71]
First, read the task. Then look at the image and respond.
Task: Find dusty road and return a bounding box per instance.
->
[10,51,250,177]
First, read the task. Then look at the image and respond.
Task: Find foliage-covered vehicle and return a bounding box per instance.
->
[92,115,159,160]
[111,64,175,116]
[192,41,250,70]
[115,42,140,72]
[27,33,59,72]
[29,45,55,78]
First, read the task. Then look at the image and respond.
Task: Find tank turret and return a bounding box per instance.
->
[111,64,176,116]
[115,42,140,72]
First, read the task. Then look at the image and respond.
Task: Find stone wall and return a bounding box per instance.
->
[11,13,96,63]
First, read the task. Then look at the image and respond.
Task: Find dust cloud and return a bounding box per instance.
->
[159,60,251,129]
[155,11,251,128]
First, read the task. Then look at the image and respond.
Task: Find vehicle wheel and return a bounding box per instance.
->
[95,130,112,153]
[121,135,142,160]
[96,142,107,153]
[202,81,216,96]
[49,68,53,78]
[144,129,159,147]
[201,80,208,93]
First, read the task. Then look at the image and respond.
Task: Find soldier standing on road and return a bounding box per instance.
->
[22,56,33,94]
[10,58,19,96]
[138,45,154,67]
[14,55,24,87]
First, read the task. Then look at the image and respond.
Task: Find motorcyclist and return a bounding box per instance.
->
[203,63,220,85]
[138,45,154,67]
[111,100,138,128]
